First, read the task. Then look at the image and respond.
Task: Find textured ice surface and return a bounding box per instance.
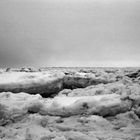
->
[0,67,140,140]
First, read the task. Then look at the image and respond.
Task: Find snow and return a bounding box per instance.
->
[53,94,120,107]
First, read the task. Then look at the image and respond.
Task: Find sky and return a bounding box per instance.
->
[0,0,140,67]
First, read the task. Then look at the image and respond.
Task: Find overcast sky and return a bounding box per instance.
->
[0,0,140,67]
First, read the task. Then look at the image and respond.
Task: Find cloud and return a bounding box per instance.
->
[0,0,140,67]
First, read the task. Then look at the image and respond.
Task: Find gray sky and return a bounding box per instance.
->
[0,0,140,67]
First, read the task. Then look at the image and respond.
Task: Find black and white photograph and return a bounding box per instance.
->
[0,0,140,139]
